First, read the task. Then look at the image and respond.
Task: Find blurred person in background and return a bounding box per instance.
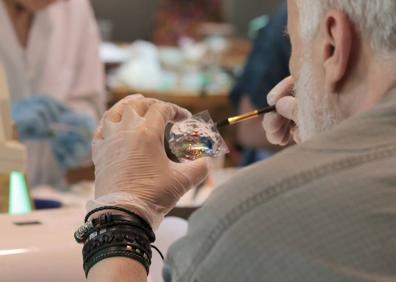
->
[153,0,223,45]
[0,0,105,187]
[230,2,290,165]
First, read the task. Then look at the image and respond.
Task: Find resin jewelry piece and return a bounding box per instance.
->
[167,111,229,162]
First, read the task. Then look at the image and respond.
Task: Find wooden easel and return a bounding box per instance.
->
[0,65,28,213]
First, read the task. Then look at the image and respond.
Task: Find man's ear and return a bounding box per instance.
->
[321,10,353,93]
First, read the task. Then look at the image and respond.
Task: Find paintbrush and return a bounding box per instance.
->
[216,105,276,128]
[191,105,276,201]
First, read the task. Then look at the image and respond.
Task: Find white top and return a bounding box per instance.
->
[0,0,105,186]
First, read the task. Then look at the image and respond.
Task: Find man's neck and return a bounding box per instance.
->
[364,56,396,109]
[341,53,396,116]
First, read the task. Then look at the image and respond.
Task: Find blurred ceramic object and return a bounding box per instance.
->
[158,47,184,70]
[206,36,229,54]
[116,41,164,90]
[179,37,208,63]
[100,42,131,64]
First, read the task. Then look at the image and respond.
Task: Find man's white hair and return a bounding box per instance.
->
[296,0,396,55]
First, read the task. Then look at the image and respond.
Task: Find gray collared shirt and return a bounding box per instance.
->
[164,89,396,282]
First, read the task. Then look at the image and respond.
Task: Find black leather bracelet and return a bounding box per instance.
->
[76,208,158,277]
[82,227,152,277]
[83,226,152,260]
[78,217,151,244]
[76,211,155,243]
[84,245,150,276]
[85,206,151,230]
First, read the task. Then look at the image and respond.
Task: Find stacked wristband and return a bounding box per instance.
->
[74,206,156,277]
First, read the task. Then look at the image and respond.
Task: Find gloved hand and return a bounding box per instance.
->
[87,95,209,229]
[12,95,69,140]
[262,76,300,145]
[51,112,96,169]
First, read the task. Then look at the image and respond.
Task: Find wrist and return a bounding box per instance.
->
[87,257,147,282]
[87,192,166,230]
[75,208,157,277]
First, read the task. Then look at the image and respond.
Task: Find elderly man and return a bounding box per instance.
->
[79,0,396,281]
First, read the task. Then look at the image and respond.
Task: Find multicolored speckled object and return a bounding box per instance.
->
[167,111,228,162]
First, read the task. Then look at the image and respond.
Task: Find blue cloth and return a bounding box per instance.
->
[12,95,95,169]
[230,2,290,109]
[11,96,69,140]
[51,112,95,169]
[229,2,290,165]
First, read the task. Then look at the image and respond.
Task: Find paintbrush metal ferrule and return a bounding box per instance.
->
[216,105,276,128]
[227,110,259,125]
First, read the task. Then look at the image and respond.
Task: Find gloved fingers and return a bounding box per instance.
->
[144,102,191,135]
[100,108,142,140]
[291,125,301,143]
[98,117,115,141]
[265,122,286,145]
[279,121,295,145]
[267,76,294,106]
[105,94,146,123]
[93,95,143,140]
[123,98,165,117]
[276,96,298,123]
[173,157,210,192]
[93,115,105,140]
[94,110,112,140]
[262,94,298,146]
[120,105,146,129]
[269,120,292,145]
[262,111,287,133]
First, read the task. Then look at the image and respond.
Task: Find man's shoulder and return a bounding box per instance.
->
[165,89,396,281]
[204,143,350,218]
[166,139,396,281]
[205,128,396,221]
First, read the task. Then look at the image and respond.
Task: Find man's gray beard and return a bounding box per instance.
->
[294,55,344,142]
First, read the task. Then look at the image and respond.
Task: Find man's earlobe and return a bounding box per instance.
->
[322,10,353,93]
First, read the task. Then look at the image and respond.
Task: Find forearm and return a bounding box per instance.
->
[88,258,148,282]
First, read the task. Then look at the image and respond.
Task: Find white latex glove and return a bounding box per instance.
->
[262,76,300,145]
[87,95,209,230]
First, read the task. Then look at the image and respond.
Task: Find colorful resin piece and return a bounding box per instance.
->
[167,111,229,162]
